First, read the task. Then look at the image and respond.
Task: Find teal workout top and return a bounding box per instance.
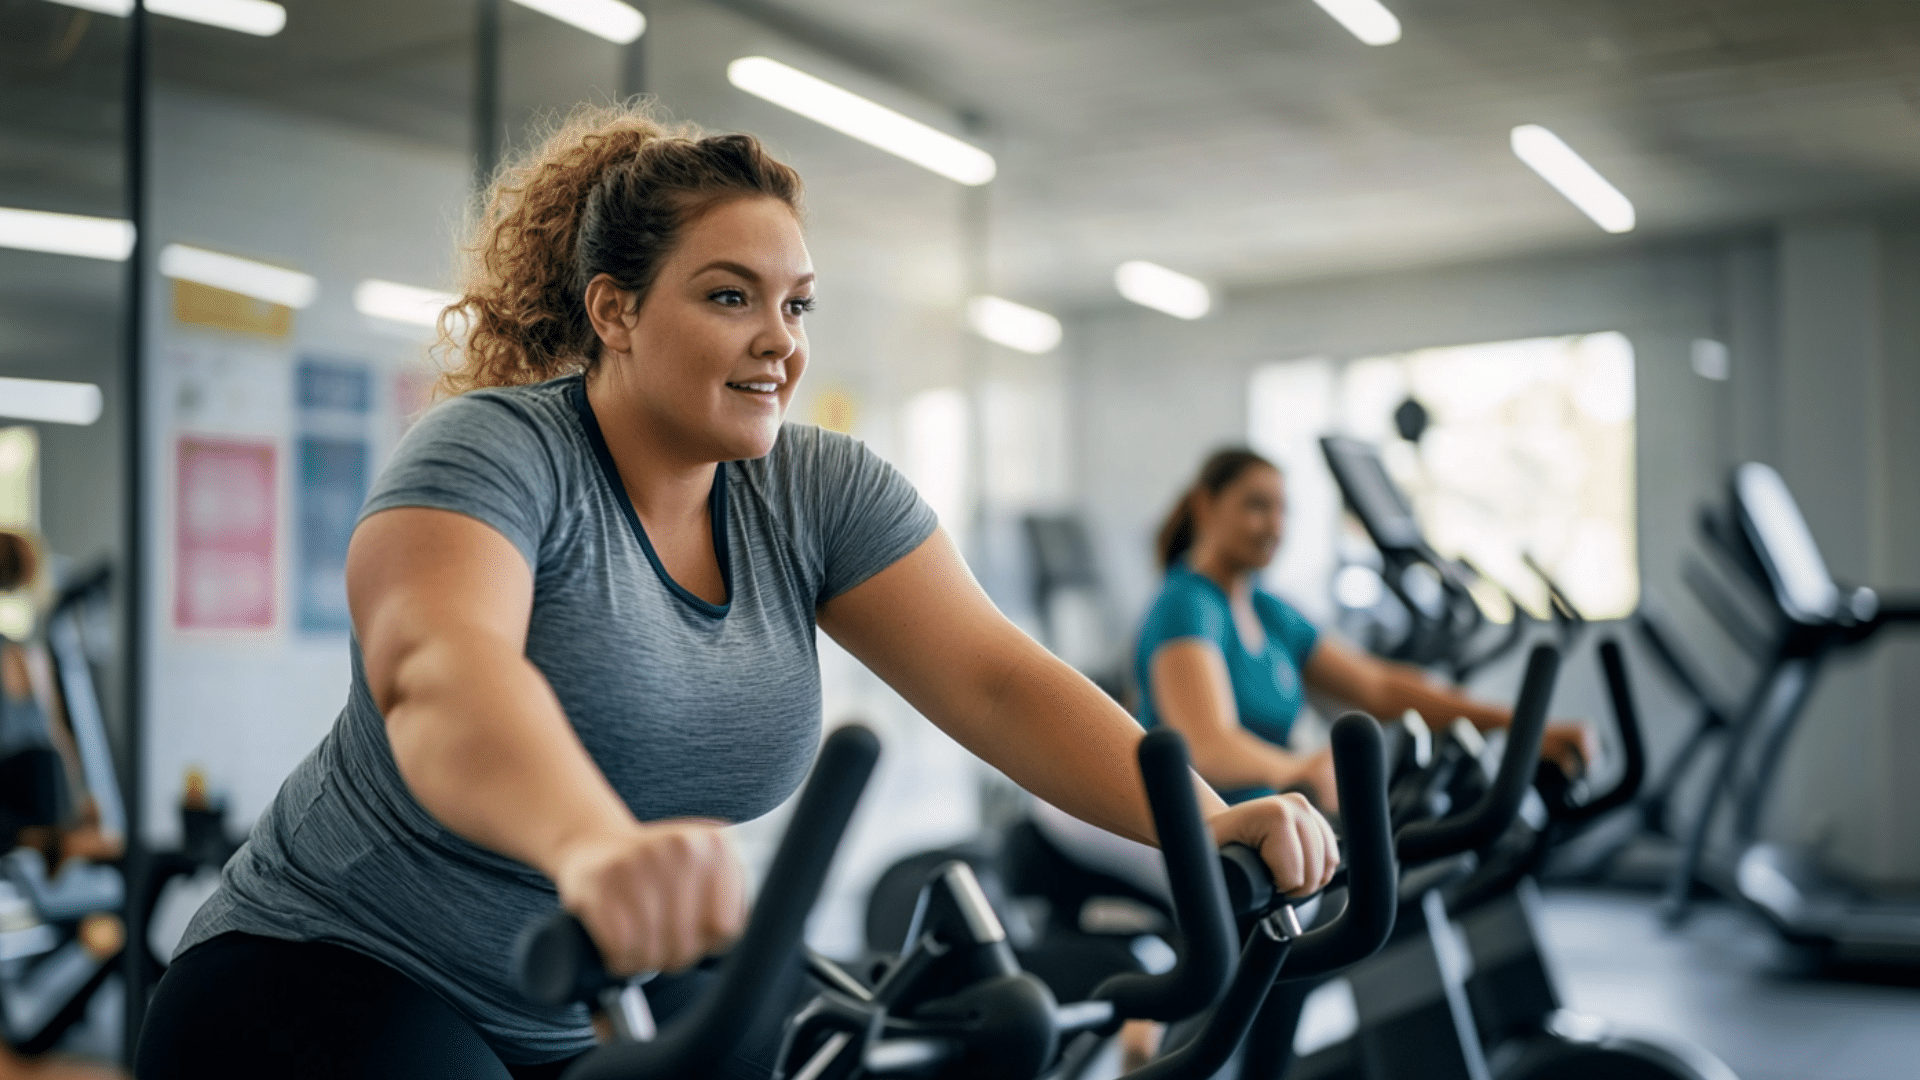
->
[1134,564,1320,796]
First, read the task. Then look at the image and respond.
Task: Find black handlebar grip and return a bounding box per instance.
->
[1395,644,1559,865]
[1281,712,1395,979]
[541,724,880,1080]
[1091,728,1237,1022]
[1546,638,1647,825]
[1218,843,1273,917]
[515,907,616,1007]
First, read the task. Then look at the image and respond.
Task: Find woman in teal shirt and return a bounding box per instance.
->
[1138,449,1589,808]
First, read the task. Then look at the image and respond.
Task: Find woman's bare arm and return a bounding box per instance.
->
[350,508,631,871]
[1147,639,1318,792]
[1303,637,1593,770]
[1302,638,1510,729]
[819,529,1339,896]
[349,507,743,973]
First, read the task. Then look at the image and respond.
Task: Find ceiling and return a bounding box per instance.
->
[788,0,1920,307]
[5,0,1920,315]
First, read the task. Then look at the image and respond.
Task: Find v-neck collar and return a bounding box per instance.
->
[1179,562,1269,660]
[569,375,732,618]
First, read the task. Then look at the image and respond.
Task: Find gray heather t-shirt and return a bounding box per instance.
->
[180,374,938,1062]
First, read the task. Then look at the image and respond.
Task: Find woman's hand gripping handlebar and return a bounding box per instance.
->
[513,724,882,1080]
[1120,712,1397,1080]
[1088,727,1242,1022]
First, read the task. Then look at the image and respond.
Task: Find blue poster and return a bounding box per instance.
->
[297,359,371,413]
[296,435,368,634]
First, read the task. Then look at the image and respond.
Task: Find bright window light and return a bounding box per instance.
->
[727,56,996,186]
[0,207,134,261]
[509,0,645,44]
[966,296,1061,355]
[1312,0,1401,46]
[0,378,104,426]
[160,244,317,308]
[1114,260,1211,320]
[1510,125,1636,234]
[355,279,457,328]
[50,0,289,36]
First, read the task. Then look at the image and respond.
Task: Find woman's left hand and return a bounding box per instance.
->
[1206,792,1341,898]
[1541,721,1598,779]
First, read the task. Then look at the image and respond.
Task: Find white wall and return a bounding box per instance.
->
[141,86,470,845]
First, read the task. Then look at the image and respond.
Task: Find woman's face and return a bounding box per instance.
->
[1196,465,1285,572]
[598,196,814,463]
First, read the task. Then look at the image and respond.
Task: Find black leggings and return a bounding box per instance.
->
[135,933,579,1080]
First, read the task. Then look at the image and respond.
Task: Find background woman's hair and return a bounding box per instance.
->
[436,101,804,396]
[1155,448,1278,569]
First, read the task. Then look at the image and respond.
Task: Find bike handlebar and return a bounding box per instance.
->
[1394,643,1558,865]
[1120,712,1396,1080]
[513,724,881,1080]
[1543,638,1646,825]
[1279,712,1396,979]
[1089,728,1238,1021]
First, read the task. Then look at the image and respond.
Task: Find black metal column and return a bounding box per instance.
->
[475,0,503,192]
[119,0,151,1062]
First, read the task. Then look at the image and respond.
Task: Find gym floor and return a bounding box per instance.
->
[1537,889,1920,1080]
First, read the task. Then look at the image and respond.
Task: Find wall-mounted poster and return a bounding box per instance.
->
[297,435,368,633]
[298,358,372,414]
[175,436,277,631]
[294,358,372,634]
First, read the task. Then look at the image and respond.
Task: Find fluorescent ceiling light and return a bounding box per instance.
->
[1312,0,1401,46]
[0,378,104,426]
[151,0,285,35]
[1115,260,1211,320]
[966,296,1061,355]
[160,244,317,308]
[1510,125,1635,234]
[50,0,288,36]
[355,279,457,328]
[728,56,996,186]
[509,0,644,44]
[0,207,134,261]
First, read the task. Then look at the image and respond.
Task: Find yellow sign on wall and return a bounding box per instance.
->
[174,279,293,338]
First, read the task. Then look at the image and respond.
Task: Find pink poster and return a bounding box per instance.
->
[175,436,277,631]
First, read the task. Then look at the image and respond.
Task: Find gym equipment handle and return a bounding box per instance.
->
[1217,842,1272,916]
[1277,712,1396,979]
[513,724,881,1080]
[1090,728,1238,1021]
[1122,712,1396,1080]
[1395,644,1559,865]
[1544,638,1647,825]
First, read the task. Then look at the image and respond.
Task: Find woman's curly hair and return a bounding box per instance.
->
[436,101,804,395]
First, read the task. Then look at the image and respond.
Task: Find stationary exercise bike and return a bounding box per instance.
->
[516,719,1399,1080]
[1290,643,1740,1080]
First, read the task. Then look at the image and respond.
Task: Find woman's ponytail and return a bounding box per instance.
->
[437,102,803,396]
[1154,448,1278,570]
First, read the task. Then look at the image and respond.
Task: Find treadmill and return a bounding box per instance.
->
[1663,462,1920,965]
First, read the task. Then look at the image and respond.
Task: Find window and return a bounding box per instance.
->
[1251,331,1638,623]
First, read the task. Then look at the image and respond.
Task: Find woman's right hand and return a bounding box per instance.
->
[551,820,748,976]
